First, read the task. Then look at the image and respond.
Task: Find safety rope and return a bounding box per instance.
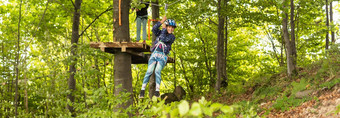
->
[142,0,182,10]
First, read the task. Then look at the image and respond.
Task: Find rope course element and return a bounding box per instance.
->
[119,0,122,26]
[148,19,159,40]
[144,0,182,12]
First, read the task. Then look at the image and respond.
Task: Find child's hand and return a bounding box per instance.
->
[161,16,167,24]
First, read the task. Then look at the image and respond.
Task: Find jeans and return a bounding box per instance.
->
[141,51,168,91]
[136,15,148,41]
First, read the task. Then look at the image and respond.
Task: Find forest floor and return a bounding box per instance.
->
[265,84,340,118]
[198,53,340,117]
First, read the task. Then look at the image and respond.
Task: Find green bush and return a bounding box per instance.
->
[138,97,240,117]
[319,78,340,89]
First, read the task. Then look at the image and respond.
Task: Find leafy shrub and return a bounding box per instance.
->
[272,78,312,112]
[253,86,281,102]
[291,78,310,96]
[273,95,309,112]
[319,78,340,89]
[138,97,238,117]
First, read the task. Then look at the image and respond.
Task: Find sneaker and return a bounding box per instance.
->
[139,90,145,98]
[154,91,160,97]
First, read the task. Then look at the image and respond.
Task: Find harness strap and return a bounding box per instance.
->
[152,41,167,62]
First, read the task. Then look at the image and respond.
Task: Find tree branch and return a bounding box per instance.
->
[70,0,76,9]
[79,6,113,37]
[20,0,50,63]
[209,18,218,26]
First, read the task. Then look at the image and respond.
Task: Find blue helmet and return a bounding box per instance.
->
[164,19,176,28]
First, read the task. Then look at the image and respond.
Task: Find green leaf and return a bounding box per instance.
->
[189,102,202,116]
[178,100,189,117]
[210,103,223,112]
[221,105,233,114]
[202,107,213,117]
[170,108,179,117]
[198,96,206,105]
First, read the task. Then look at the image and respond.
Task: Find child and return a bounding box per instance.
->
[139,16,176,98]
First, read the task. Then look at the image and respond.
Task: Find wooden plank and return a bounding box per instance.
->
[90,42,151,52]
[126,49,144,57]
[99,42,106,52]
[121,45,126,52]
[89,42,175,64]
[89,42,100,48]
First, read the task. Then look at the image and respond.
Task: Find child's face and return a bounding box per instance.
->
[166,26,175,34]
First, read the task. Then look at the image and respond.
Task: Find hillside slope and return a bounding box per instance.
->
[200,50,340,117]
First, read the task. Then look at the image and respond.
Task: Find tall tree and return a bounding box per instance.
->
[283,0,297,78]
[149,0,159,98]
[15,0,23,116]
[223,0,229,88]
[215,0,226,93]
[325,0,329,50]
[290,0,297,60]
[330,1,335,43]
[113,0,133,110]
[68,0,82,116]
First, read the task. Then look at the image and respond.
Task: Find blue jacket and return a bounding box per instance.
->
[151,22,175,55]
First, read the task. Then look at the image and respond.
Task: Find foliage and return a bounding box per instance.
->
[273,95,309,112]
[0,0,339,117]
[138,97,240,117]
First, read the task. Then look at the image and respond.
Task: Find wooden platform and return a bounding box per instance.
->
[90,42,175,64]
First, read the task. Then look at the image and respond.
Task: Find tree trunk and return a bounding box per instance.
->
[1,41,3,117]
[179,57,193,96]
[113,0,133,111]
[223,0,229,88]
[282,0,296,78]
[330,1,335,43]
[24,74,28,113]
[95,57,100,88]
[15,0,23,116]
[325,0,329,50]
[80,17,88,109]
[281,36,284,66]
[173,44,176,88]
[290,0,297,70]
[103,59,107,89]
[68,0,82,116]
[149,0,159,98]
[198,28,213,86]
[215,0,226,93]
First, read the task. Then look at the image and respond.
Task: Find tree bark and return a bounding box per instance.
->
[149,0,159,98]
[113,0,133,111]
[283,0,297,78]
[330,1,335,43]
[24,74,28,113]
[290,0,297,61]
[290,0,297,75]
[325,0,329,50]
[95,57,100,88]
[68,0,82,116]
[1,40,3,117]
[15,0,23,116]
[223,0,229,88]
[215,0,226,93]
